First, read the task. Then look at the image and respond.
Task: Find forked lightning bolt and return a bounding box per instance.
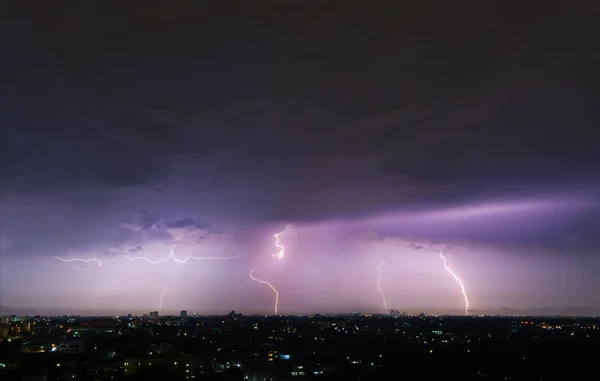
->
[54,257,105,268]
[249,225,291,314]
[273,225,292,259]
[55,245,245,267]
[439,251,469,315]
[56,234,245,312]
[249,267,280,315]
[373,245,388,312]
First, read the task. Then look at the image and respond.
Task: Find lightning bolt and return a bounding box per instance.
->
[158,256,187,313]
[159,286,169,312]
[55,257,104,268]
[169,242,245,263]
[248,225,291,314]
[439,251,469,316]
[273,225,292,259]
[249,267,280,315]
[373,246,388,312]
[56,245,245,267]
[56,234,246,312]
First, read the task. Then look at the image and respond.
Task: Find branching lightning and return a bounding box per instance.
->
[439,251,469,316]
[55,245,245,267]
[248,225,291,315]
[373,245,388,312]
[55,257,105,268]
[249,267,280,315]
[56,234,246,313]
[273,225,292,259]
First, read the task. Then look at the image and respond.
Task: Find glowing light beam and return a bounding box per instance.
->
[439,251,469,316]
[159,286,169,311]
[373,245,388,312]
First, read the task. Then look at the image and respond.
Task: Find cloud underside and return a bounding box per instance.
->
[0,4,598,261]
[1,8,598,202]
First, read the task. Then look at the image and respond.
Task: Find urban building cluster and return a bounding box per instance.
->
[1,311,599,380]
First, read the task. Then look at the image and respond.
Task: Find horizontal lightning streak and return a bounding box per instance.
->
[56,234,247,314]
[55,257,103,267]
[170,252,246,263]
[55,250,246,267]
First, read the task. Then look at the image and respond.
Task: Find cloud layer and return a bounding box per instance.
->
[1,2,599,314]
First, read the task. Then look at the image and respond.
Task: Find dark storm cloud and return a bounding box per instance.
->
[100,249,121,257]
[376,84,598,185]
[3,1,600,315]
[138,211,161,231]
[120,212,219,243]
[164,217,206,230]
[0,201,142,259]
[0,201,221,260]
[2,2,598,222]
[102,245,143,257]
[0,14,178,195]
[0,91,174,196]
[0,20,200,197]
[366,198,600,256]
[165,217,196,229]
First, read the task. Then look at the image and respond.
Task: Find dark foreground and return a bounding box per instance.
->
[1,313,598,380]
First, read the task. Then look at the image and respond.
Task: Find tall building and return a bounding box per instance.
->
[180,310,187,318]
[226,310,241,322]
[390,309,407,317]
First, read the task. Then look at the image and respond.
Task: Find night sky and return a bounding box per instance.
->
[1,1,599,316]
